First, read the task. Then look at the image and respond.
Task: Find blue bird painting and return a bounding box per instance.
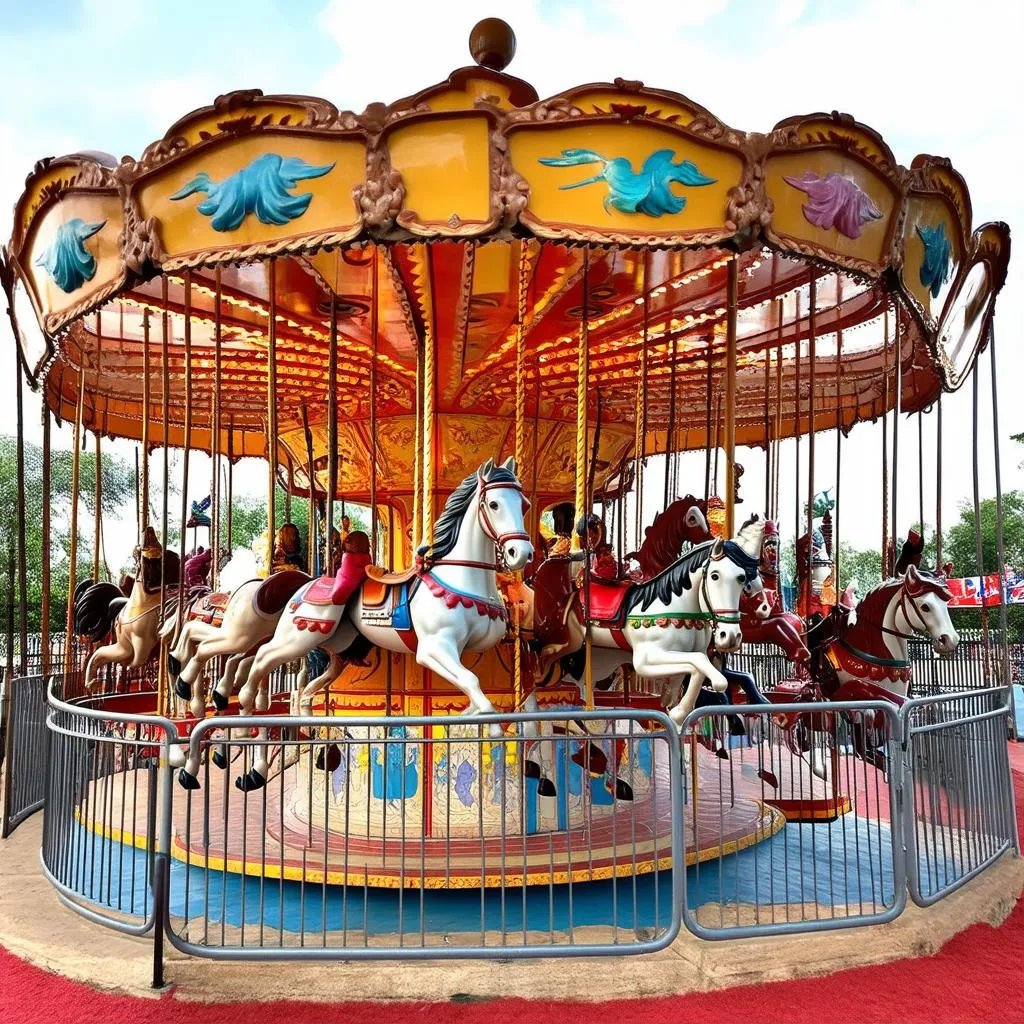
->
[538,148,716,216]
[35,218,105,293]
[169,153,335,232]
[917,222,953,299]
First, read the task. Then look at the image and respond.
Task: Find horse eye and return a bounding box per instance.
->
[922,603,931,613]
[711,572,719,582]
[489,501,499,511]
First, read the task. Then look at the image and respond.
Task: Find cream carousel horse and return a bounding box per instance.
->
[163,543,309,719]
[178,457,534,791]
[74,527,180,690]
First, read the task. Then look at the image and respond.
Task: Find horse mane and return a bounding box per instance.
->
[630,539,715,612]
[419,465,518,563]
[628,496,706,578]
[850,578,903,627]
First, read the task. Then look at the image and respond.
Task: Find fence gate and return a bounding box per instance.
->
[2,674,49,837]
[902,687,1019,906]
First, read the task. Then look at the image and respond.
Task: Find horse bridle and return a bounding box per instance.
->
[425,474,530,573]
[698,548,743,629]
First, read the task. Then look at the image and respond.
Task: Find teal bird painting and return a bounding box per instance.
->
[538,148,716,216]
[917,222,953,299]
[35,218,105,294]
[169,153,335,232]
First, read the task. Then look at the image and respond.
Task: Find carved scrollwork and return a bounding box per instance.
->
[353,151,405,233]
[491,125,529,227]
[119,199,165,275]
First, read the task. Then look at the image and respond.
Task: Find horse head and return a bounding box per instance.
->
[903,564,958,655]
[626,495,712,579]
[477,457,533,572]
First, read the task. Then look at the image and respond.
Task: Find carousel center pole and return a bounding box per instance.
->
[724,257,738,537]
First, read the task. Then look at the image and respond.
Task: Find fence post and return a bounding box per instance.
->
[152,854,167,989]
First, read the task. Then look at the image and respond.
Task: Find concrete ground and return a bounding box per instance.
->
[2,813,1022,1003]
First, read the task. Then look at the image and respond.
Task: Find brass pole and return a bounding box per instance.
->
[724,257,738,538]
[63,369,85,684]
[513,242,529,710]
[882,305,890,576]
[422,249,436,551]
[703,334,713,504]
[892,305,901,548]
[140,312,151,535]
[14,315,28,672]
[935,394,943,565]
[370,246,380,560]
[327,252,339,558]
[575,251,593,708]
[634,254,649,549]
[266,258,278,574]
[159,278,171,712]
[794,291,801,551]
[91,310,102,585]
[212,267,222,584]
[773,299,783,520]
[835,275,844,589]
[806,271,816,559]
[176,272,194,636]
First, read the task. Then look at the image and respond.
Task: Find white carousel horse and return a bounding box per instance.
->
[178,456,534,791]
[533,516,766,728]
[164,544,310,720]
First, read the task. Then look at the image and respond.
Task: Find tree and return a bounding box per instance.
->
[0,435,135,633]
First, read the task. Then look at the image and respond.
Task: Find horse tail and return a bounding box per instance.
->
[73,582,127,641]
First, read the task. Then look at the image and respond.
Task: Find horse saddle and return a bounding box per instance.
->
[582,578,632,625]
[253,569,310,616]
[365,564,418,587]
[190,591,231,626]
[302,576,338,606]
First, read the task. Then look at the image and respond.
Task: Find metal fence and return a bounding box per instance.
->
[680,700,906,940]
[903,687,1019,905]
[1,667,1016,985]
[1,674,49,836]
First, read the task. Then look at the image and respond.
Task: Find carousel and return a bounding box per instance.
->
[2,18,1008,896]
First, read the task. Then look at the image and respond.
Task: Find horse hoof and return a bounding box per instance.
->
[211,690,229,712]
[523,759,542,780]
[607,778,634,801]
[571,744,608,777]
[728,715,747,737]
[178,769,200,791]
[174,678,191,701]
[715,745,730,760]
[758,769,779,789]
[168,653,181,679]
[235,769,267,792]
[211,748,227,770]
[537,778,557,798]
[315,745,341,773]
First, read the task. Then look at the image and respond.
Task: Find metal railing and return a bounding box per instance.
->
[680,700,906,940]
[2,674,49,836]
[167,708,683,960]
[903,687,1020,905]
[0,662,1015,984]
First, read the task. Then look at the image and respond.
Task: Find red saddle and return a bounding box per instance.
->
[582,578,632,624]
[189,591,231,626]
[302,576,337,606]
[301,554,372,607]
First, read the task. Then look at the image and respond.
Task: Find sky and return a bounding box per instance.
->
[0,0,1022,572]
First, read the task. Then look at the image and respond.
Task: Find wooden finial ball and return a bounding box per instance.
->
[469,18,516,71]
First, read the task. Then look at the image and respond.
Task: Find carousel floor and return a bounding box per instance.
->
[80,743,786,890]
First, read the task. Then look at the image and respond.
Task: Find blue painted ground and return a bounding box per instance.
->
[68,811,958,935]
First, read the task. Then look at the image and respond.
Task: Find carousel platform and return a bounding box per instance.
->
[80,741,785,889]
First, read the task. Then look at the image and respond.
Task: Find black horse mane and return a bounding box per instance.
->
[418,465,518,563]
[629,540,716,612]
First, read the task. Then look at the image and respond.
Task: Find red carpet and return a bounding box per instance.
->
[3,755,1024,1024]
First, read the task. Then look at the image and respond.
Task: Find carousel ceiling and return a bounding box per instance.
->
[1,25,1010,505]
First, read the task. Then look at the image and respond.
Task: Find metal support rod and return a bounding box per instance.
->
[935,395,943,565]
[918,411,925,537]
[989,326,1013,694]
[971,360,991,681]
[892,306,901,547]
[724,257,738,538]
[63,370,85,682]
[634,255,649,549]
[212,267,222,585]
[773,299,783,520]
[881,305,890,577]
[327,251,339,556]
[159,280,171,713]
[575,251,593,708]
[14,322,27,673]
[703,334,713,505]
[41,406,51,675]
[176,273,194,634]
[834,276,843,589]
[422,246,436,551]
[140,312,150,535]
[665,333,678,508]
[806,271,816,561]
[794,291,801,551]
[266,258,278,574]
[226,423,234,556]
[370,246,379,560]
[91,310,101,586]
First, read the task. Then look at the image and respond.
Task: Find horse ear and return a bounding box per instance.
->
[906,563,920,582]
[502,455,517,474]
[480,457,494,478]
[710,537,725,559]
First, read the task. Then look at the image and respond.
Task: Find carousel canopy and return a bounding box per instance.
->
[1,21,1009,511]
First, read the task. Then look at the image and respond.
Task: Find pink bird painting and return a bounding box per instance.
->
[783,171,884,239]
